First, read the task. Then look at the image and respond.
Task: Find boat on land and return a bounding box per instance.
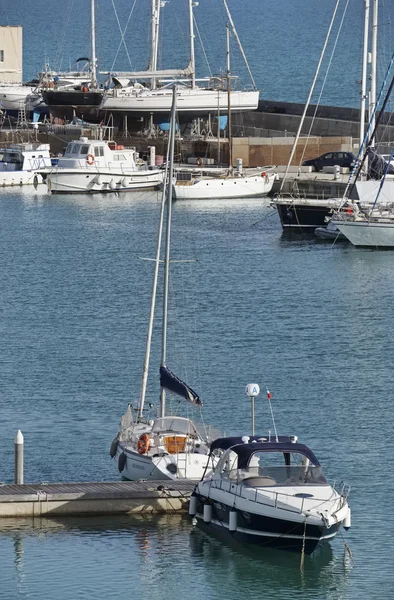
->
[190,432,351,553]
[100,0,259,118]
[46,137,163,194]
[110,88,217,481]
[0,143,51,186]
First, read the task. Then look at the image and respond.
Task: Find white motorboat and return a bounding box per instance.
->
[0,143,51,186]
[190,431,351,553]
[173,167,277,200]
[110,88,218,481]
[46,137,164,194]
[0,83,41,113]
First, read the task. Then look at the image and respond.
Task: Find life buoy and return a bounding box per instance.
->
[87,154,95,165]
[138,433,150,455]
[196,157,203,167]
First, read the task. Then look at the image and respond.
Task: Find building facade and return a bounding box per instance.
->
[0,26,22,83]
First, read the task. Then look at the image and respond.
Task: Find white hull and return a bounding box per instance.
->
[116,443,211,481]
[173,172,276,200]
[101,89,259,114]
[48,168,164,194]
[0,86,41,111]
[0,171,43,187]
[333,219,394,247]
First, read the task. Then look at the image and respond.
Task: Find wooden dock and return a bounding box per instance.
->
[0,480,195,518]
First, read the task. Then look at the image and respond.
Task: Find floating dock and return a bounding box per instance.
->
[0,480,195,518]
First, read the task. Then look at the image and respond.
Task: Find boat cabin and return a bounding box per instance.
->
[211,436,328,487]
[57,137,138,170]
[0,144,51,172]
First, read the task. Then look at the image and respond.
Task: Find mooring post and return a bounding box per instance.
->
[14,430,24,484]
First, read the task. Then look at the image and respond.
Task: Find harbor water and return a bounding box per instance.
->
[0,185,393,598]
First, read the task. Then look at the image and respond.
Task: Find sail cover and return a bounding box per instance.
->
[160,366,202,405]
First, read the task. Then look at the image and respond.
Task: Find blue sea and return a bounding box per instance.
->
[0,186,393,598]
[2,0,394,108]
[1,1,394,598]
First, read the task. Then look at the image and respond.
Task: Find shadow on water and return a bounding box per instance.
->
[189,522,352,598]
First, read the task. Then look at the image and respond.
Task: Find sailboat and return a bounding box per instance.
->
[172,24,277,200]
[99,0,259,117]
[41,0,104,123]
[110,87,216,481]
[272,0,382,230]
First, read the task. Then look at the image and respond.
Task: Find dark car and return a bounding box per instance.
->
[302,151,356,172]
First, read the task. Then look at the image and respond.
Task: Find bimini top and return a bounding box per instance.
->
[210,435,320,468]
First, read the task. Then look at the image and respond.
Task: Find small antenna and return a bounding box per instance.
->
[267,389,278,442]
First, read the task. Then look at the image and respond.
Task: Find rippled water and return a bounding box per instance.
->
[0,185,393,597]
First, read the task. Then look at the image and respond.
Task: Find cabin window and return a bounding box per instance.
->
[94,146,103,157]
[70,144,80,155]
[0,50,4,63]
[80,145,90,155]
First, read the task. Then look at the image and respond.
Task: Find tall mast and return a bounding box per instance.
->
[150,0,161,90]
[160,86,177,418]
[90,0,97,87]
[360,0,370,147]
[226,24,233,171]
[369,0,378,147]
[188,0,196,88]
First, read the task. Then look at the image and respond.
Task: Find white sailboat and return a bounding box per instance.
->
[100,0,259,116]
[173,25,277,200]
[110,88,217,481]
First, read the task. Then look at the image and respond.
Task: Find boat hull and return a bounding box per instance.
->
[101,89,259,117]
[193,494,340,554]
[0,171,43,187]
[47,168,164,194]
[173,173,276,200]
[116,444,211,481]
[333,219,394,247]
[42,90,104,123]
[274,200,341,229]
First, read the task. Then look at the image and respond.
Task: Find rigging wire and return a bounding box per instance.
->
[110,0,138,71]
[110,0,134,69]
[193,16,213,77]
[298,0,351,169]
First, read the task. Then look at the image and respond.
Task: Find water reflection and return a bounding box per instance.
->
[189,524,351,600]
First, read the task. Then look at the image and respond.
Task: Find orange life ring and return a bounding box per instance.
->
[138,433,150,455]
[87,154,95,165]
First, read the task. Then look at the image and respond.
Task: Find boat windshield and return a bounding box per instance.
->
[218,449,328,486]
[151,417,198,437]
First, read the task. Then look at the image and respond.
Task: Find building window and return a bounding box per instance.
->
[0,50,4,62]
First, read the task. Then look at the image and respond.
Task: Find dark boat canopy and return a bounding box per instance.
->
[159,366,202,406]
[210,436,320,468]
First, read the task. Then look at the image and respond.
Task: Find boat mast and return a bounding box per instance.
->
[226,24,233,172]
[279,0,341,192]
[188,0,196,88]
[90,0,97,88]
[222,0,256,90]
[369,0,378,147]
[160,86,177,418]
[137,152,171,421]
[360,0,370,148]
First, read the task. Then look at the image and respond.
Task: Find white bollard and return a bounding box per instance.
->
[14,430,24,484]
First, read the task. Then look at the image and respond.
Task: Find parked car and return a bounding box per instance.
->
[302,151,356,172]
